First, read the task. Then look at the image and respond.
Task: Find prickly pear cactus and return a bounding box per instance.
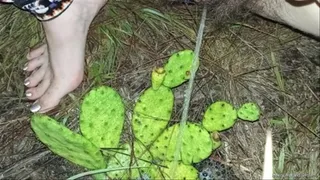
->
[106,141,157,179]
[133,86,174,145]
[31,114,106,170]
[152,67,166,90]
[202,101,237,132]
[150,123,212,164]
[237,102,260,121]
[162,50,197,88]
[156,161,199,179]
[80,86,125,148]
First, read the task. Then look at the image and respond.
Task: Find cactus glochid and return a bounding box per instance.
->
[133,86,174,146]
[80,86,125,149]
[150,123,213,165]
[162,50,197,88]
[202,101,237,132]
[237,102,260,121]
[31,114,106,170]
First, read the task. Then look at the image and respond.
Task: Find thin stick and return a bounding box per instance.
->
[262,129,273,180]
[171,5,208,177]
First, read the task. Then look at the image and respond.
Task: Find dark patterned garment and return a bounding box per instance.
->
[0,0,73,21]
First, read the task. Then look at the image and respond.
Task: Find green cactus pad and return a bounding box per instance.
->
[107,142,198,180]
[150,123,212,164]
[163,50,197,88]
[106,142,157,179]
[237,102,260,121]
[202,101,237,132]
[31,114,106,170]
[133,86,174,145]
[152,67,166,90]
[80,86,125,148]
[157,161,198,179]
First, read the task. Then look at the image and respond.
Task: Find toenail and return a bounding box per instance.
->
[26,92,32,97]
[30,103,41,113]
[24,79,30,86]
[23,63,28,71]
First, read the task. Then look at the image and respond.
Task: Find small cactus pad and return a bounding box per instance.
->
[151,67,166,90]
[107,142,157,179]
[133,86,174,145]
[31,114,106,170]
[211,132,222,150]
[156,161,198,179]
[150,123,212,164]
[163,50,197,88]
[202,101,237,132]
[237,102,260,121]
[80,86,125,148]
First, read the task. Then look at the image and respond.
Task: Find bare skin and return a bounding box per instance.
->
[248,0,320,37]
[24,0,107,113]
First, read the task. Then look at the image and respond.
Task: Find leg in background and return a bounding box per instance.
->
[248,0,320,37]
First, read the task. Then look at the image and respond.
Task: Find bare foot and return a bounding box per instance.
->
[25,0,107,113]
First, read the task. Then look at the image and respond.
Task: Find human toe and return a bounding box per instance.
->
[29,85,62,113]
[24,51,48,72]
[24,63,48,87]
[25,72,52,100]
[26,44,47,60]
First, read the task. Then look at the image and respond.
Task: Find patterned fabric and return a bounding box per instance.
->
[0,0,73,21]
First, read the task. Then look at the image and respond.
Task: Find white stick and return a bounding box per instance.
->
[262,129,273,180]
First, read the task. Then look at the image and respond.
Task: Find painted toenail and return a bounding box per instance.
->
[24,79,30,86]
[23,63,28,71]
[26,92,32,97]
[30,103,41,113]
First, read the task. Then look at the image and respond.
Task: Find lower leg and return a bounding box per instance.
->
[248,0,320,37]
